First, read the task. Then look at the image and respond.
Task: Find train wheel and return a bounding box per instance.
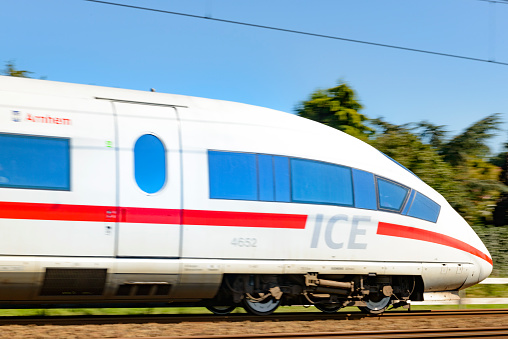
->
[206,305,237,315]
[314,303,341,313]
[358,296,391,314]
[242,295,280,315]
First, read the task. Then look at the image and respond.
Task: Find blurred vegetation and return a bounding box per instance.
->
[2,60,33,78]
[298,81,508,276]
[295,83,374,141]
[0,302,506,316]
[473,225,508,276]
[466,281,508,298]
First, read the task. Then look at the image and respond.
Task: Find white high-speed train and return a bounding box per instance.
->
[0,76,492,315]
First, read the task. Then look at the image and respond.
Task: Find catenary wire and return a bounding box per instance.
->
[477,0,508,4]
[85,0,508,66]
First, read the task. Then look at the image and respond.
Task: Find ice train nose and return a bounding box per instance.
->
[477,256,493,283]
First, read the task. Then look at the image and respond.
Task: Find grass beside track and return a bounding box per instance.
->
[465,283,508,298]
[0,304,507,317]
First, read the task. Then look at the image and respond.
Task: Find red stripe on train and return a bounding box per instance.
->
[119,207,180,224]
[0,202,111,222]
[0,201,307,229]
[377,221,493,265]
[182,209,307,229]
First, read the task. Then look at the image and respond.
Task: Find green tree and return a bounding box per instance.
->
[372,117,505,225]
[456,157,504,225]
[295,82,373,141]
[473,225,508,276]
[2,60,33,78]
[440,114,501,167]
[370,119,463,209]
[491,145,508,226]
[415,121,448,150]
[438,114,504,225]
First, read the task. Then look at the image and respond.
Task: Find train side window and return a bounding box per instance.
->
[401,189,416,215]
[273,156,290,202]
[377,178,409,212]
[257,155,291,202]
[407,192,441,222]
[208,150,257,200]
[258,154,275,201]
[134,134,166,194]
[290,158,353,206]
[0,133,70,191]
[352,169,377,210]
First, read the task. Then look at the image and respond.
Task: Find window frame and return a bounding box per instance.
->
[375,176,410,213]
[0,132,71,191]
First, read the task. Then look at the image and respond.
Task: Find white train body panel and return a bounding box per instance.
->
[0,76,492,307]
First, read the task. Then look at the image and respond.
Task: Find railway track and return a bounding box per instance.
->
[0,308,506,325]
[0,309,506,338]
[113,327,508,338]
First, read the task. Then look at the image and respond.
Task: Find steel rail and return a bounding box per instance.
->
[0,309,507,326]
[113,327,508,338]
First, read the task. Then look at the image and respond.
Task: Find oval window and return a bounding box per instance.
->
[134,134,166,194]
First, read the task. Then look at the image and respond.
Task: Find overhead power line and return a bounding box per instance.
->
[477,0,508,4]
[85,0,508,66]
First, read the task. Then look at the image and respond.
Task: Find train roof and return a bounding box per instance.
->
[0,75,444,205]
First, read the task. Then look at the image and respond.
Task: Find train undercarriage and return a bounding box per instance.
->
[204,273,424,315]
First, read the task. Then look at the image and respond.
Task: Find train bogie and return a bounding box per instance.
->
[0,76,492,314]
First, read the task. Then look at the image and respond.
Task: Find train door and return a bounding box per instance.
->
[113,102,182,257]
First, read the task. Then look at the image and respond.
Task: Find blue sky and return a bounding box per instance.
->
[2,0,508,153]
